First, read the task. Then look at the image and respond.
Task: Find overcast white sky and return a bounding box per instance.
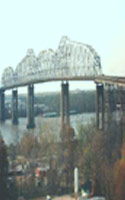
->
[0,0,125,94]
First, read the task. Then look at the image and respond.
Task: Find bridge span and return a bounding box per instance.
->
[1,75,125,91]
[0,36,125,137]
[95,75,125,87]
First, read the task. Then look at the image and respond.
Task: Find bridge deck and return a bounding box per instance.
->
[0,76,96,91]
[0,75,125,91]
[95,75,125,87]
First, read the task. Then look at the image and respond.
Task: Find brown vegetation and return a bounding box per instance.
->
[7,120,125,200]
[0,138,9,200]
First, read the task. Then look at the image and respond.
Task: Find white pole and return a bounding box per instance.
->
[74,167,79,198]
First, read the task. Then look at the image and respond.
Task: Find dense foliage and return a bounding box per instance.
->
[5,90,96,118]
[34,90,96,113]
[6,116,124,200]
[0,138,9,200]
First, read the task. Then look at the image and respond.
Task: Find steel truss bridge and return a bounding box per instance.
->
[1,36,102,89]
[0,36,125,135]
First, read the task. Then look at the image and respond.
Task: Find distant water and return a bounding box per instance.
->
[0,113,95,145]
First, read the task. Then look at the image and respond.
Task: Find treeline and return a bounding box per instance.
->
[5,90,96,119]
[34,90,96,113]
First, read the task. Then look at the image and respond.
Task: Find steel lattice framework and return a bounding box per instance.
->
[1,36,102,88]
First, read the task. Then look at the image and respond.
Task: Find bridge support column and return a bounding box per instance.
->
[118,86,125,134]
[61,83,65,131]
[0,90,5,122]
[27,84,35,129]
[12,89,18,125]
[60,82,70,137]
[96,84,104,130]
[64,82,70,126]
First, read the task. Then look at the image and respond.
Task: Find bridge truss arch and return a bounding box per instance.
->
[1,36,102,88]
[2,66,15,87]
[15,49,38,84]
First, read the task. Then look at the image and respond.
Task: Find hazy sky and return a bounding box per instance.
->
[0,0,125,93]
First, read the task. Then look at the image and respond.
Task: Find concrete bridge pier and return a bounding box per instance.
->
[0,90,5,122]
[64,82,70,126]
[119,86,125,133]
[60,82,70,137]
[27,84,35,129]
[61,83,65,131]
[96,84,104,130]
[12,89,18,125]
